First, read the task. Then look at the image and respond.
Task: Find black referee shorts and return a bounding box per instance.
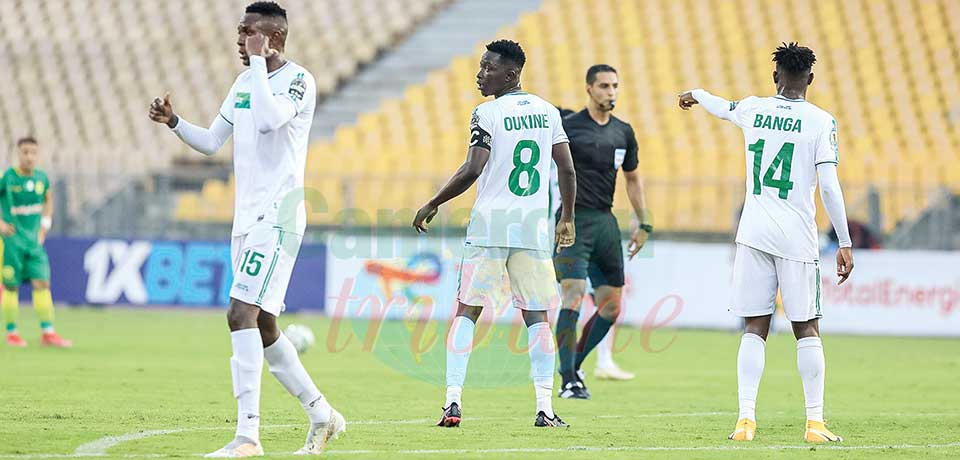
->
[553,207,625,287]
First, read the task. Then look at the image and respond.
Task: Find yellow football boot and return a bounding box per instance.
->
[804,420,843,443]
[728,418,756,441]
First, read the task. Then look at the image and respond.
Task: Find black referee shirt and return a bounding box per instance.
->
[563,109,639,210]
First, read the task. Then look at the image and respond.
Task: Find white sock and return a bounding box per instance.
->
[445,386,463,408]
[264,333,332,424]
[596,325,615,369]
[230,329,264,443]
[445,316,475,407]
[797,336,825,422]
[737,333,766,422]
[527,322,556,418]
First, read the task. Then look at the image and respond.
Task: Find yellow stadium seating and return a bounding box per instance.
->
[1,0,448,217]
[181,0,960,234]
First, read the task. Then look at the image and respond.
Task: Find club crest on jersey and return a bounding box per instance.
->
[235,92,251,109]
[25,180,34,192]
[36,181,44,194]
[288,73,306,102]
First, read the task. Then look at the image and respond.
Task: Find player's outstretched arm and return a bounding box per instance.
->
[551,142,576,250]
[246,33,298,134]
[149,93,231,156]
[678,89,737,121]
[413,146,490,233]
[817,162,854,284]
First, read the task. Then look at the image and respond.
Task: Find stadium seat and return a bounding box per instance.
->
[2,0,450,221]
[175,0,959,233]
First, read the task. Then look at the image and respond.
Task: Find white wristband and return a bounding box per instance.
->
[41,216,52,231]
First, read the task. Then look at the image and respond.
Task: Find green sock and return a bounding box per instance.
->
[3,288,19,333]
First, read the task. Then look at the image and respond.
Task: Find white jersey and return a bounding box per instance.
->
[716,94,839,262]
[218,59,316,236]
[464,92,568,251]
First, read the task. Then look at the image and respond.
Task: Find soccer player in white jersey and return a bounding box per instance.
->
[149,2,344,456]
[413,40,577,428]
[678,43,854,443]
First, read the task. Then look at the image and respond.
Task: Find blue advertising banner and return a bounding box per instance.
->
[36,237,325,311]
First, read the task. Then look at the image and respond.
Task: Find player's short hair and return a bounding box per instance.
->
[485,39,525,69]
[16,136,37,147]
[246,1,287,21]
[586,64,617,85]
[772,42,816,77]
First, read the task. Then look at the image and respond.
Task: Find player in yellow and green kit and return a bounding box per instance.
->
[1,137,71,347]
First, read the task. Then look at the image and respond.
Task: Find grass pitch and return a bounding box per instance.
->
[1,307,959,459]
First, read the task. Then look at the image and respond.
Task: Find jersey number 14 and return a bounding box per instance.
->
[748,139,794,199]
[508,140,541,196]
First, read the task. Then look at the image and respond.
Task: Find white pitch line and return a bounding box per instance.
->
[3,411,949,459]
[69,419,439,457]
[73,430,184,456]
[4,442,960,458]
[69,412,729,455]
[334,442,960,454]
[594,411,730,419]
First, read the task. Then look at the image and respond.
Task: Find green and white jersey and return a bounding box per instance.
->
[464,92,568,251]
[701,92,839,262]
[218,58,316,236]
[0,167,49,243]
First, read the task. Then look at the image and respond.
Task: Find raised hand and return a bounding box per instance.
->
[245,33,279,59]
[678,91,699,110]
[149,93,178,128]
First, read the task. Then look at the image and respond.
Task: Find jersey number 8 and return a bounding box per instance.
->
[508,140,540,196]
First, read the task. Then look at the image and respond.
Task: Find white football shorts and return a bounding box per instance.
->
[230,226,302,316]
[457,245,559,311]
[730,243,823,322]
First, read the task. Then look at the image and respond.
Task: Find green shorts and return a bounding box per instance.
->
[553,207,625,287]
[2,237,50,289]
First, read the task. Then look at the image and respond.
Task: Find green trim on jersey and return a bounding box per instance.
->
[773,95,805,102]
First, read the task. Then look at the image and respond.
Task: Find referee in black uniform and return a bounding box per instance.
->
[554,64,652,399]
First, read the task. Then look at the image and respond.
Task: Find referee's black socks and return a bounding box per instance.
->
[555,308,580,382]
[575,313,614,371]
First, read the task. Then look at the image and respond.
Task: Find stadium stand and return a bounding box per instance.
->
[176,0,960,234]
[0,0,449,217]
